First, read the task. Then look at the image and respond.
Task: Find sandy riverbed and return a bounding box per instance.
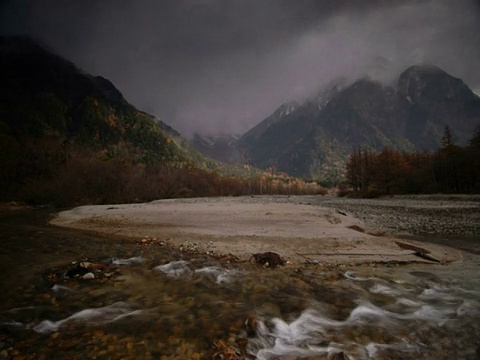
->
[49,195,473,265]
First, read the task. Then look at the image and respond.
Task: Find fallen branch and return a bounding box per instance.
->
[395,241,440,263]
[395,241,430,254]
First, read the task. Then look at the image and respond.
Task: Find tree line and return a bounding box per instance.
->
[344,126,480,196]
[0,134,326,206]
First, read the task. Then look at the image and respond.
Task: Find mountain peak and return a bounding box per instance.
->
[1,35,50,54]
[308,77,348,109]
[398,63,478,107]
[0,35,80,77]
[401,64,447,76]
[234,64,480,179]
[274,101,299,117]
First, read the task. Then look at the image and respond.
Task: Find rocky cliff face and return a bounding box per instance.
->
[234,65,480,180]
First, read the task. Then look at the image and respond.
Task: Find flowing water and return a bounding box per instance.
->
[0,207,479,359]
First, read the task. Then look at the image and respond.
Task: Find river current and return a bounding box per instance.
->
[0,207,479,359]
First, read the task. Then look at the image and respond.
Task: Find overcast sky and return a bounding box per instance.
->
[2,0,480,137]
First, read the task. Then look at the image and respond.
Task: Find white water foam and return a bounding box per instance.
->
[194,266,237,284]
[255,342,330,360]
[112,256,145,265]
[31,302,142,334]
[154,260,192,277]
[247,295,467,360]
[249,265,480,359]
[409,305,456,324]
[2,320,24,327]
[5,306,37,313]
[369,283,402,297]
[456,300,480,317]
[51,284,75,292]
[248,306,385,359]
[154,260,239,284]
[394,297,424,308]
[344,271,374,282]
[365,341,419,358]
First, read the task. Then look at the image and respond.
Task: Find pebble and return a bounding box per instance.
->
[318,197,480,236]
[82,272,95,280]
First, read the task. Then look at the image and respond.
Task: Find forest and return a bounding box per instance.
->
[344,126,480,196]
[3,121,479,206]
[0,133,326,206]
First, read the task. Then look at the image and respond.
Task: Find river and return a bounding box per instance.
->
[0,206,479,359]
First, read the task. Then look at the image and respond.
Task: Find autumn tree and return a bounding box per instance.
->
[345,125,480,196]
[372,148,409,194]
[345,148,375,193]
[434,125,467,192]
[402,150,436,193]
[441,125,457,147]
[466,125,480,191]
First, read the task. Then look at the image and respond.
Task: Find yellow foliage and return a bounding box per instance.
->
[107,114,116,128]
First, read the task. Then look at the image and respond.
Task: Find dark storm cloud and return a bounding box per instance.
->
[2,0,480,136]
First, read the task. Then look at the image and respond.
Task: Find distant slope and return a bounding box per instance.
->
[190,133,242,164]
[0,35,269,205]
[236,65,480,181]
[0,36,183,165]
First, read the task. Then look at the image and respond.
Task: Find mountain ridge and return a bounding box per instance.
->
[1,36,275,205]
[196,65,480,182]
[0,35,186,166]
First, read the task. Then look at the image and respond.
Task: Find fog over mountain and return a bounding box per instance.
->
[2,0,479,137]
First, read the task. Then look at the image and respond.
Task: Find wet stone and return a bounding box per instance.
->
[82,272,95,280]
[250,252,286,267]
[43,257,124,286]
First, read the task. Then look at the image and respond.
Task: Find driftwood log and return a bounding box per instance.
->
[395,241,440,262]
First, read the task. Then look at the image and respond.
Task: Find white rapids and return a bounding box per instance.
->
[246,269,480,359]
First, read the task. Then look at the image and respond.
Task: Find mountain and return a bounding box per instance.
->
[1,36,272,205]
[2,36,281,206]
[235,65,480,181]
[398,65,480,148]
[191,133,242,164]
[0,36,182,165]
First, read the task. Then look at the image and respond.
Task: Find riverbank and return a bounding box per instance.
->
[50,195,479,266]
[2,199,480,359]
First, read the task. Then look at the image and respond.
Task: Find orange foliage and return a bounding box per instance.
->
[2,138,327,206]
